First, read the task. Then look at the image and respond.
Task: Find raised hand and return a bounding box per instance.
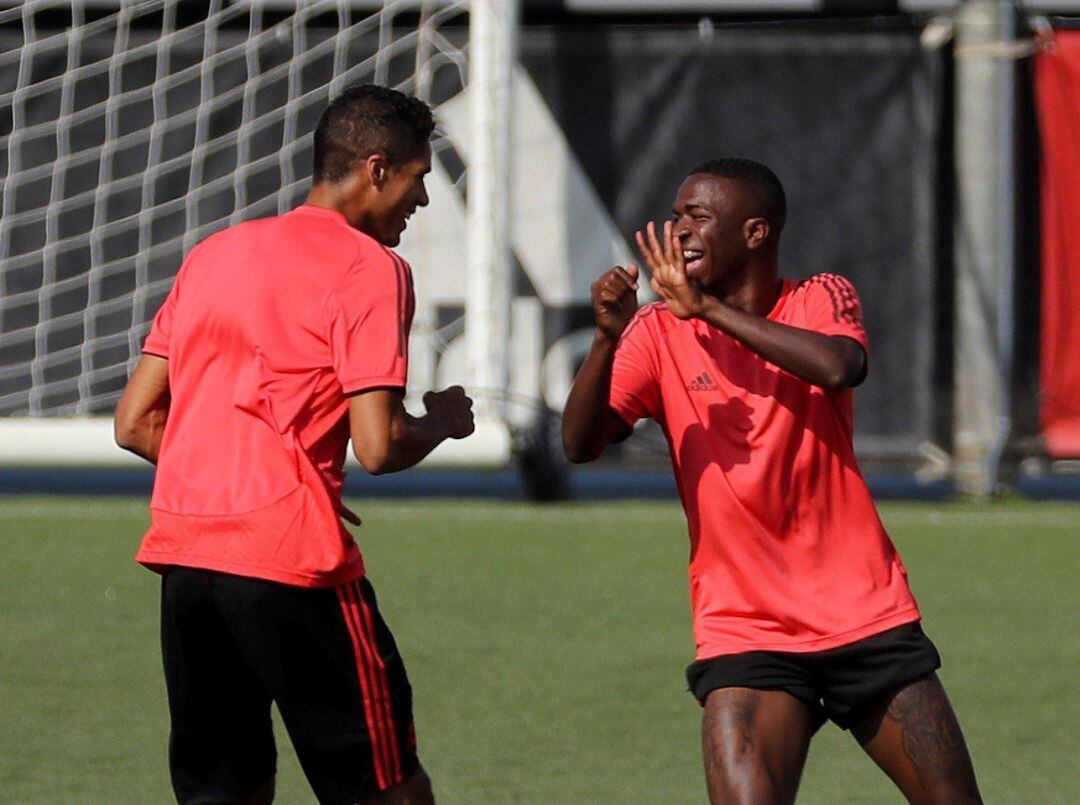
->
[635,220,704,320]
[590,265,640,340]
[423,386,475,439]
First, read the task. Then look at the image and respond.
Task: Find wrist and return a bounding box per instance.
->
[593,328,623,349]
[695,294,726,324]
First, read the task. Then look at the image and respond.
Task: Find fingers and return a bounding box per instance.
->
[634,221,680,285]
[423,386,475,439]
[664,220,685,273]
[634,227,662,278]
[611,265,639,289]
[591,265,640,307]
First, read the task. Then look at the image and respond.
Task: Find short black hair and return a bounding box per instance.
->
[312,84,435,183]
[689,158,787,237]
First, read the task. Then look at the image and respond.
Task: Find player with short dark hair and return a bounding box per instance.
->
[562,159,982,804]
[114,84,472,805]
[313,83,436,184]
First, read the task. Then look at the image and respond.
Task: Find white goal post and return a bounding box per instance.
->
[0,0,517,467]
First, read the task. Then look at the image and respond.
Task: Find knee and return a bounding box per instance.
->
[705,764,791,805]
[920,778,982,805]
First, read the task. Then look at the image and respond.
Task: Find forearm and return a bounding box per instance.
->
[375,412,450,474]
[562,332,624,463]
[115,407,168,465]
[698,297,862,389]
[114,355,171,465]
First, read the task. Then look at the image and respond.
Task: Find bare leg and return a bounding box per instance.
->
[701,688,817,805]
[363,766,435,805]
[851,673,982,804]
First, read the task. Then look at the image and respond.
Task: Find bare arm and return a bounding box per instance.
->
[638,221,866,390]
[114,354,170,464]
[349,386,474,475]
[562,333,634,463]
[561,266,638,463]
[696,300,866,389]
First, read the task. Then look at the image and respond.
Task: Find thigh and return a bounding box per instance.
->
[851,673,982,804]
[701,688,817,805]
[161,568,276,805]
[219,574,420,805]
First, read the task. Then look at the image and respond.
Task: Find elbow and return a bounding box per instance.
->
[113,415,139,451]
[353,444,392,476]
[818,340,866,391]
[819,356,863,391]
[562,437,599,465]
[819,369,851,391]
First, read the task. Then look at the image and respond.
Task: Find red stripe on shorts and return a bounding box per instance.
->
[337,582,393,789]
[354,581,404,781]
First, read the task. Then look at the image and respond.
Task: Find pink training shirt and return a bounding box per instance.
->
[136,205,414,588]
[609,274,920,658]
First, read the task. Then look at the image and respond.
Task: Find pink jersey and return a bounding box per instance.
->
[136,205,413,587]
[610,274,919,658]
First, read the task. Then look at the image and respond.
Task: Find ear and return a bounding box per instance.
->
[364,153,390,189]
[743,217,770,250]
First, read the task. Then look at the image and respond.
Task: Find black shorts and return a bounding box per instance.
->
[686,621,942,730]
[160,567,419,805]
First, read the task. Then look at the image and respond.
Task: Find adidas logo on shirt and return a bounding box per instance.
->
[687,371,718,392]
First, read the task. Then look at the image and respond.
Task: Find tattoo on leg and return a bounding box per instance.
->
[885,677,977,794]
[702,690,759,780]
[730,691,758,756]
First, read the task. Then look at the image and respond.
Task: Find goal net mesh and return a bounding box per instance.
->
[0,0,471,417]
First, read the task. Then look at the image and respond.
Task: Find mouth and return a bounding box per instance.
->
[682,249,705,275]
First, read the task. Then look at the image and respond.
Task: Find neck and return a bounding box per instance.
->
[714,253,781,316]
[304,179,375,234]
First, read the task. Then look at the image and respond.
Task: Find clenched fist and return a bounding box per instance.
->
[422,386,475,440]
[591,265,640,340]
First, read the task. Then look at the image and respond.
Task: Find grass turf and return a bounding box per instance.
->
[0,497,1076,803]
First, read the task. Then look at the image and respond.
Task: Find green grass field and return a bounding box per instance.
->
[0,496,1077,803]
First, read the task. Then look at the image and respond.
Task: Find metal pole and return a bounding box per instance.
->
[953,0,1017,497]
[466,0,517,422]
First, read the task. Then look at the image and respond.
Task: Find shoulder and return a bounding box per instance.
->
[790,273,863,327]
[794,273,861,298]
[620,301,670,341]
[337,237,411,288]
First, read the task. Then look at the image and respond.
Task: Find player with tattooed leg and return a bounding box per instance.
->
[562,159,981,804]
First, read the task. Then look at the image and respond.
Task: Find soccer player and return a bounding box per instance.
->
[562,159,982,804]
[114,85,473,805]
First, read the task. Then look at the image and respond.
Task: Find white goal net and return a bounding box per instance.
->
[0,0,515,465]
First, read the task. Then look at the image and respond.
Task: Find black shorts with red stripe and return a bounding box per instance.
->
[160,567,419,805]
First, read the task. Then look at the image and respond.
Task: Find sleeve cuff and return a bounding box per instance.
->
[341,375,408,395]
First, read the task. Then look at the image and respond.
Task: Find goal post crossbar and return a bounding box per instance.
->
[0,0,518,468]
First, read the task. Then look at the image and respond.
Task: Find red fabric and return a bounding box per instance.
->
[1035,31,1080,457]
[136,205,414,587]
[609,275,919,658]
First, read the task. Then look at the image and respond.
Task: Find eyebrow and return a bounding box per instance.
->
[674,204,708,215]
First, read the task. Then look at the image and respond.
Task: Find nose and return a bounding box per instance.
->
[674,216,691,240]
[417,183,429,208]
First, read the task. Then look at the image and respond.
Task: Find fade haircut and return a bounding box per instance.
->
[689,158,787,238]
[312,84,435,183]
